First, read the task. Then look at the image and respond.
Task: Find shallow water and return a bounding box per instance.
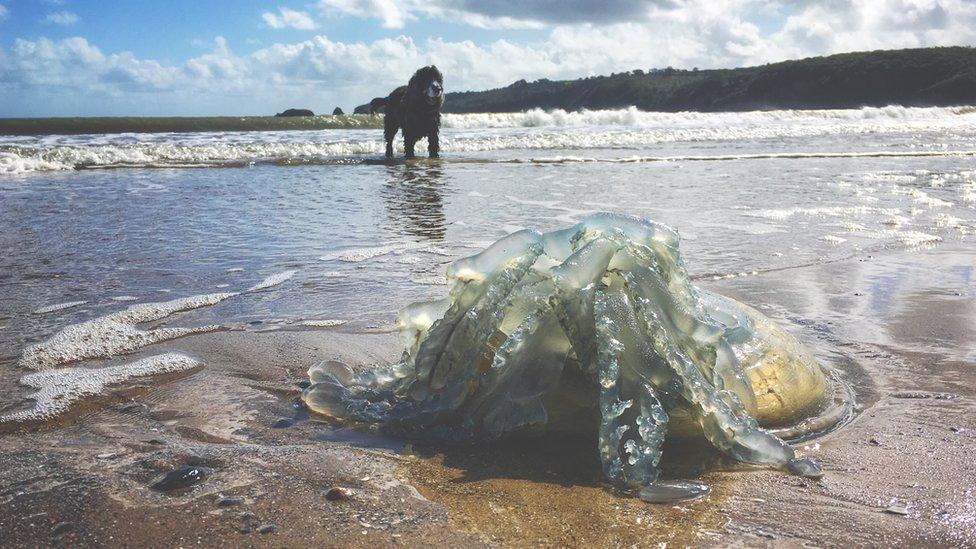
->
[0,106,974,421]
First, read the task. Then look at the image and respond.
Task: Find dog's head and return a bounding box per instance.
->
[408,65,444,108]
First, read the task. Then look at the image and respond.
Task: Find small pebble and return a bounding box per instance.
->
[51,522,74,536]
[868,438,882,446]
[950,426,965,433]
[257,523,276,534]
[297,380,311,389]
[271,418,295,429]
[885,504,910,516]
[150,465,211,492]
[218,496,245,507]
[325,487,353,501]
[96,452,118,459]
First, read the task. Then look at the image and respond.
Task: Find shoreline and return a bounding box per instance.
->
[0,241,973,547]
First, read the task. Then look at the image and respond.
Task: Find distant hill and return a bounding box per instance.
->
[443,47,976,113]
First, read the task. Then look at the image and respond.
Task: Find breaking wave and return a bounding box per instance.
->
[441,105,976,129]
[2,105,975,174]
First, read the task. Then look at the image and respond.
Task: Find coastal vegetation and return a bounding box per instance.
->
[443,47,976,113]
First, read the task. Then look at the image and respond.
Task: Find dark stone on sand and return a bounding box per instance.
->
[275,109,314,117]
[150,465,212,492]
[257,523,277,534]
[51,522,74,536]
[238,511,259,533]
[950,426,966,433]
[325,486,353,501]
[297,380,311,389]
[272,418,294,429]
[218,496,245,507]
[869,438,883,446]
[332,107,344,115]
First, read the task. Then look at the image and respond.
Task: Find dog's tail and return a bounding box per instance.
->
[368,97,387,114]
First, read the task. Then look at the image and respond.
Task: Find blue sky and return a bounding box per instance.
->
[2,1,549,64]
[1,0,973,116]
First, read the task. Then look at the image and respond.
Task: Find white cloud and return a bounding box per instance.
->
[771,0,976,59]
[45,10,80,26]
[262,7,318,30]
[0,4,9,20]
[317,0,412,28]
[3,1,976,116]
[316,0,674,28]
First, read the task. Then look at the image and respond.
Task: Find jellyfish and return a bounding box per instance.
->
[303,213,850,502]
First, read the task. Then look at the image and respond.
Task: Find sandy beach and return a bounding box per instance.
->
[4,3,976,546]
[1,237,972,548]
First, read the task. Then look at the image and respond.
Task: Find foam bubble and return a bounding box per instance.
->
[319,245,401,262]
[34,301,88,314]
[895,231,943,246]
[411,275,448,285]
[20,270,299,369]
[0,353,200,423]
[300,319,347,328]
[20,292,235,370]
[247,270,296,292]
[318,243,432,263]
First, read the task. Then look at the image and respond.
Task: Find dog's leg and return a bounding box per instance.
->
[428,131,440,158]
[404,137,417,159]
[384,118,399,159]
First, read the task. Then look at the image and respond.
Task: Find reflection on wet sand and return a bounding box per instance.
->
[382,163,448,241]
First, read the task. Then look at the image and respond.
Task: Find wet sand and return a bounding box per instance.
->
[0,242,973,548]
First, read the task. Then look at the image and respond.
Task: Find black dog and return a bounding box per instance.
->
[372,66,444,159]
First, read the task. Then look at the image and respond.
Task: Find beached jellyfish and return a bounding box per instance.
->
[303,213,850,502]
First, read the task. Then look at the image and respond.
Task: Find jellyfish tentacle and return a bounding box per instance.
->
[466,297,563,437]
[595,309,629,484]
[622,384,669,488]
[550,235,623,371]
[619,269,797,468]
[412,230,545,389]
[594,288,669,489]
[618,243,758,413]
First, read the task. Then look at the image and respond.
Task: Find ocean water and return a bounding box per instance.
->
[1,106,974,421]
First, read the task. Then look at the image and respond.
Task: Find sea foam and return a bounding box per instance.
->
[20,293,234,370]
[34,300,88,314]
[1,353,200,423]
[20,270,296,369]
[2,105,974,174]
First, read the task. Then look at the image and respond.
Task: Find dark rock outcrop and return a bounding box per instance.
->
[275,109,315,117]
[353,97,388,115]
[332,107,344,115]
